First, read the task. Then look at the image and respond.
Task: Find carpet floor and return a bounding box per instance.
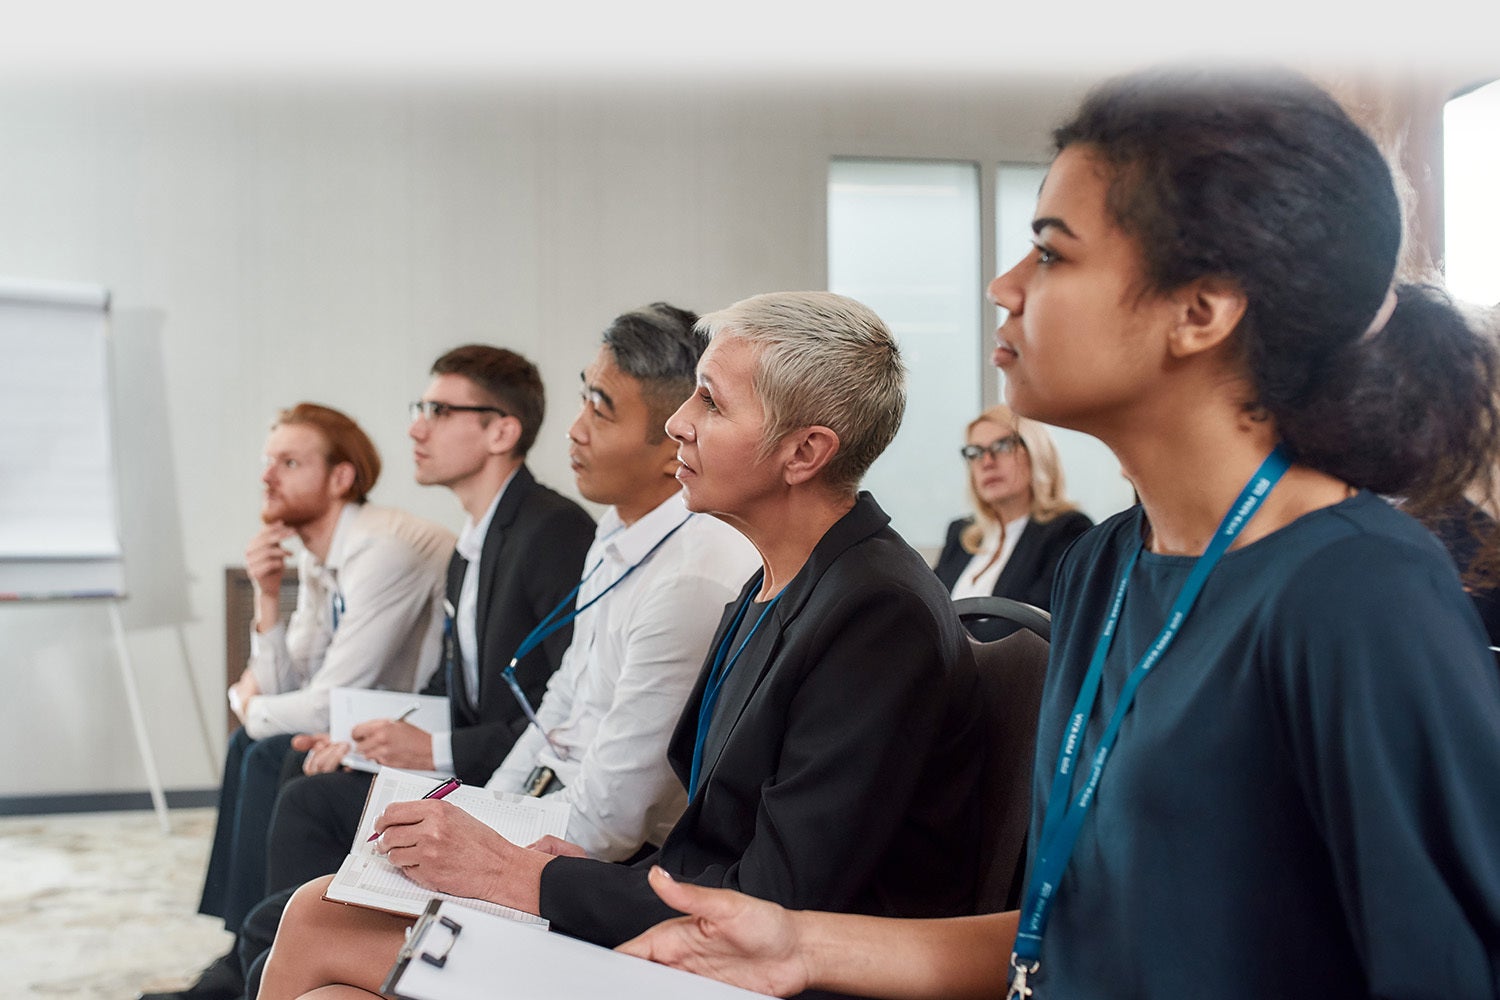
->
[0,807,232,999]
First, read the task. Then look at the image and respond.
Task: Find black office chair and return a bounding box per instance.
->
[956,608,1050,913]
[954,595,1051,643]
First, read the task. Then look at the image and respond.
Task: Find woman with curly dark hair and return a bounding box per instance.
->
[621,67,1500,1000]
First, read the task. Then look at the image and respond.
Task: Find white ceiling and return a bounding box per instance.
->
[3,0,1496,87]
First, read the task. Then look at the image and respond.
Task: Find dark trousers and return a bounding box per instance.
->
[197,728,298,933]
[266,768,375,893]
[238,887,290,1000]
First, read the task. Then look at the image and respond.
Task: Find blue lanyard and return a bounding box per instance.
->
[1008,445,1291,993]
[501,512,695,752]
[689,579,781,796]
[330,590,345,631]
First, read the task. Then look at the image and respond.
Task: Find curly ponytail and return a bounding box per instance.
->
[1276,283,1500,514]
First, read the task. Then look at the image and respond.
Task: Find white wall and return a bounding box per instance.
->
[0,72,1089,798]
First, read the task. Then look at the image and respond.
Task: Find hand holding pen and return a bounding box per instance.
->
[352,704,436,771]
[368,776,461,842]
[370,781,533,900]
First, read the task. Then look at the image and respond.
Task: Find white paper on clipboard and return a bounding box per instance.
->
[384,900,776,1000]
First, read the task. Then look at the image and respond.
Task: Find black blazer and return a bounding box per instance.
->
[934,510,1093,612]
[424,465,595,785]
[539,493,987,957]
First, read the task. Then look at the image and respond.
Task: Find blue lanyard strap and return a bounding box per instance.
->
[501,512,696,752]
[689,580,781,796]
[1011,445,1292,976]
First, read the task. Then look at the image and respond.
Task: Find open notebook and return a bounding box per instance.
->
[324,766,569,926]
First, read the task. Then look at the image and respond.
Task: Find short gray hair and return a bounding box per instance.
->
[697,291,906,495]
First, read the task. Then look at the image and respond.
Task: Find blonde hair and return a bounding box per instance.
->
[697,291,906,496]
[960,404,1077,554]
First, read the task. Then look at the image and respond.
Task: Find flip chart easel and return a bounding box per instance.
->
[0,277,212,833]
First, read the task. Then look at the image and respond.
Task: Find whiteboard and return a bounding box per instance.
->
[0,276,124,597]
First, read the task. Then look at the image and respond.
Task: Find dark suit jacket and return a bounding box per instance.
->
[935,510,1092,623]
[540,493,986,957]
[425,464,595,784]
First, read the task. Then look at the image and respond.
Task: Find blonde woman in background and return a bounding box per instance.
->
[934,405,1092,635]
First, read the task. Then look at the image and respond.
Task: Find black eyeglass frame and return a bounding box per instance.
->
[409,400,510,422]
[960,434,1024,463]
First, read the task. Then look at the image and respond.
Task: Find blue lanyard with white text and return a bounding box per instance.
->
[1007,445,1291,997]
[689,578,781,796]
[501,513,696,752]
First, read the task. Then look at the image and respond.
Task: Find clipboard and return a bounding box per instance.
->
[381,899,459,994]
[381,900,776,1000]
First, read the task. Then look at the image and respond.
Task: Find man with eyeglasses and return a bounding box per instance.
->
[300,345,597,787]
[143,355,594,1000]
[191,403,457,966]
[168,306,757,1000]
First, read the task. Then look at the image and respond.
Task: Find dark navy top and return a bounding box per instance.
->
[1030,491,1500,998]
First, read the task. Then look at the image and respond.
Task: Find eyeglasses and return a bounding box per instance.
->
[960,435,1024,463]
[409,400,509,422]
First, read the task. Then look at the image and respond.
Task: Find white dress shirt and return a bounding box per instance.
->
[949,514,1030,601]
[245,502,455,737]
[486,490,759,861]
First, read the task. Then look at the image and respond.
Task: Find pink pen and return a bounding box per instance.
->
[367,777,462,843]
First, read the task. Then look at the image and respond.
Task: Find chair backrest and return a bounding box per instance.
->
[953,595,1051,643]
[964,626,1049,912]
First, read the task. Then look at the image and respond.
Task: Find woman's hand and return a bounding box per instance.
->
[616,866,810,997]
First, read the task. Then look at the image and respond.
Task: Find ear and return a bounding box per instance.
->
[327,460,357,500]
[486,414,524,457]
[652,435,682,481]
[1166,276,1247,360]
[782,426,842,487]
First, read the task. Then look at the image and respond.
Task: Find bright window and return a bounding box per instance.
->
[1444,79,1500,305]
[828,158,981,549]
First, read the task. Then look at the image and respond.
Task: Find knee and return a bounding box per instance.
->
[276,773,320,816]
[282,875,336,930]
[268,774,326,849]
